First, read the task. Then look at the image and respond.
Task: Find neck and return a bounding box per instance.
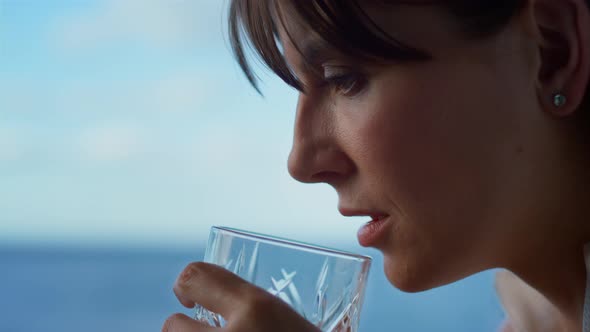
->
[507,121,590,331]
[504,170,590,331]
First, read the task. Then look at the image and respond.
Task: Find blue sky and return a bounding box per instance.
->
[0,0,365,248]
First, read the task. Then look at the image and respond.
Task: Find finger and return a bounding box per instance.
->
[162,313,217,332]
[174,262,257,318]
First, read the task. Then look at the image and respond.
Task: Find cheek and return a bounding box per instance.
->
[363,68,512,221]
[348,64,526,286]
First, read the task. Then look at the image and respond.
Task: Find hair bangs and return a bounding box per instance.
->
[229,0,431,95]
[228,0,297,94]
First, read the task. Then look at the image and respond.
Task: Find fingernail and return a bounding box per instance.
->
[180,268,193,284]
[178,263,206,287]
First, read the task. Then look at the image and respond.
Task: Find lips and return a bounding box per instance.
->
[338,207,389,220]
[339,207,391,247]
[357,216,391,247]
[369,215,387,222]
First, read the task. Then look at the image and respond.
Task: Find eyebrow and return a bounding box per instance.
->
[298,38,344,66]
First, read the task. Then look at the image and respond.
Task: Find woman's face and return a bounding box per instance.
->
[282,4,546,291]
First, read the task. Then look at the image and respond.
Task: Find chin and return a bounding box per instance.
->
[383,254,453,293]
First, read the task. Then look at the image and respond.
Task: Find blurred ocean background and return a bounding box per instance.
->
[0,244,504,332]
[0,1,505,331]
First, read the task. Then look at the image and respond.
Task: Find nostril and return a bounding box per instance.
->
[310,171,342,184]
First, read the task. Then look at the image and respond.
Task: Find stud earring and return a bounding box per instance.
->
[553,93,567,108]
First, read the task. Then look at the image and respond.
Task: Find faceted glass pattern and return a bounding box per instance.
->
[194,227,372,332]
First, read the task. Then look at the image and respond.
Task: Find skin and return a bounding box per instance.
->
[164,0,590,331]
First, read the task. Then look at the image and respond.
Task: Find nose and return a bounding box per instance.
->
[287,93,355,185]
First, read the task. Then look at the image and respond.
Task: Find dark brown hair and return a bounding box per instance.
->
[228,0,590,125]
[228,0,528,94]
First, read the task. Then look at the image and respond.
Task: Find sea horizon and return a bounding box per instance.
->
[0,244,505,332]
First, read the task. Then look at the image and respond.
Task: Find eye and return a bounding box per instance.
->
[327,74,365,96]
[322,66,367,97]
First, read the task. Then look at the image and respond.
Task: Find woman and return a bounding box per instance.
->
[163,0,590,331]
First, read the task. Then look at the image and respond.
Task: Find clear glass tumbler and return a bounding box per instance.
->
[194,226,372,332]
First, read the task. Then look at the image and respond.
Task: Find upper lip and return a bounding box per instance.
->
[339,207,389,219]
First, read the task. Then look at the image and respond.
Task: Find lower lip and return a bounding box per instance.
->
[357,217,391,247]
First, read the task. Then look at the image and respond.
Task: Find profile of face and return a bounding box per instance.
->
[232,1,590,293]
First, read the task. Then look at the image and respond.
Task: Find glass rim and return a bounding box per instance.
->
[211,226,372,262]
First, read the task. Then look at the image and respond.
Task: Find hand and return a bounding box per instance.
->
[162,262,321,332]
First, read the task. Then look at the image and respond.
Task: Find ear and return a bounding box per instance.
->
[531,0,590,116]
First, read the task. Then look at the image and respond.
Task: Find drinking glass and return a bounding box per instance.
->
[194,226,372,332]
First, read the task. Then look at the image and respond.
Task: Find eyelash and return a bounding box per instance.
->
[323,71,367,97]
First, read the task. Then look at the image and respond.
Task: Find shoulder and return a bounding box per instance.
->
[495,270,563,332]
